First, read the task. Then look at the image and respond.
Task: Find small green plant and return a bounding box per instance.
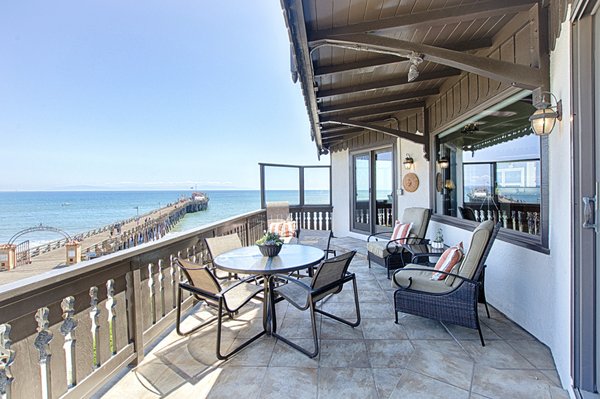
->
[256,231,284,246]
[433,228,444,243]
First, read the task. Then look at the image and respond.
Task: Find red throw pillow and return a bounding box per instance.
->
[431,243,464,280]
[268,221,297,237]
[390,221,413,242]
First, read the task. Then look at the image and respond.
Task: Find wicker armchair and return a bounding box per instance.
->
[392,220,500,346]
[271,251,360,358]
[175,258,264,360]
[367,207,431,279]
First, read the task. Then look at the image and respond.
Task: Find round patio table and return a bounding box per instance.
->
[213,244,325,333]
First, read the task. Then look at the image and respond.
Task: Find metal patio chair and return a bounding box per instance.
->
[271,251,360,358]
[294,228,337,276]
[367,207,431,278]
[392,220,500,346]
[205,233,243,279]
[175,258,264,360]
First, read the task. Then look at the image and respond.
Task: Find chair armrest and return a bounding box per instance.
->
[274,274,312,291]
[367,231,392,242]
[397,267,477,284]
[311,272,354,297]
[219,275,263,295]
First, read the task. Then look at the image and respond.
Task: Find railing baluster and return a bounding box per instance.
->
[60,297,77,388]
[89,287,100,369]
[34,308,53,399]
[0,324,15,399]
[158,260,165,318]
[147,263,156,324]
[106,281,116,356]
[169,255,177,309]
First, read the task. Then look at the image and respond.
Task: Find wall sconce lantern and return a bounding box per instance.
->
[437,156,449,169]
[403,154,414,170]
[529,89,562,136]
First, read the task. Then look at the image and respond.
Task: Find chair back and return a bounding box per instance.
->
[458,206,477,221]
[447,221,500,287]
[311,251,356,300]
[297,229,332,252]
[205,234,243,260]
[176,258,222,295]
[266,201,290,223]
[401,207,431,240]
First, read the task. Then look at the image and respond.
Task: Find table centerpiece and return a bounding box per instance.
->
[256,231,284,257]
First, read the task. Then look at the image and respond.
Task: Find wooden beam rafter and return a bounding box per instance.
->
[317,68,460,98]
[308,0,537,42]
[325,118,425,143]
[320,101,425,122]
[315,33,545,89]
[319,88,439,114]
[324,118,429,159]
[313,38,492,77]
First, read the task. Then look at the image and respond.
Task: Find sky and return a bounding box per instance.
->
[0,1,329,191]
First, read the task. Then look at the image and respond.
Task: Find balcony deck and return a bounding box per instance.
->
[98,238,568,399]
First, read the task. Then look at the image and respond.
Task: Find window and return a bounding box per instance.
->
[433,91,547,248]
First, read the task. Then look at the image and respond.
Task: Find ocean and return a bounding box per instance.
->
[0,190,330,245]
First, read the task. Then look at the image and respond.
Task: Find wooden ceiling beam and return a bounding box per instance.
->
[313,38,492,77]
[321,127,363,137]
[318,33,545,89]
[325,118,427,144]
[308,0,537,41]
[317,69,460,98]
[320,101,424,121]
[319,88,439,113]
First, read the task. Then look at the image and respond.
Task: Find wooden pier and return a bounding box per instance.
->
[0,195,209,285]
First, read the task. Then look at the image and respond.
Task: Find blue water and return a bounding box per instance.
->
[0,190,330,245]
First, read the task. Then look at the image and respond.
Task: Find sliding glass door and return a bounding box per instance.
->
[352,148,395,234]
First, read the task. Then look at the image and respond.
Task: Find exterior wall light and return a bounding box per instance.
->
[529,89,562,136]
[403,154,414,169]
[437,156,449,169]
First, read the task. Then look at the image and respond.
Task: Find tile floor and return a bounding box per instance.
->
[98,238,569,399]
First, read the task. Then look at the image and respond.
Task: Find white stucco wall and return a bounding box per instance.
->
[331,149,350,237]
[329,18,573,392]
[396,138,430,216]
[427,21,573,392]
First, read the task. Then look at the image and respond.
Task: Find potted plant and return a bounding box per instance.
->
[431,228,444,249]
[256,231,284,257]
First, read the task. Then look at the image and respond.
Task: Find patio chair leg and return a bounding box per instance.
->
[314,277,361,328]
[272,301,320,358]
[368,254,371,269]
[476,322,486,347]
[216,298,266,360]
[176,286,219,336]
[483,301,491,319]
[269,276,278,334]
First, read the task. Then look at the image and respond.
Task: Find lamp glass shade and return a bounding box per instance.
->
[529,108,557,136]
[437,157,449,169]
[403,156,414,169]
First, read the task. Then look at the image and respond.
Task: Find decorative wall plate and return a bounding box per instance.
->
[403,173,419,193]
[436,172,443,192]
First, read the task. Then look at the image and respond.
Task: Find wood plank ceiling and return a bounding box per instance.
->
[281,0,550,156]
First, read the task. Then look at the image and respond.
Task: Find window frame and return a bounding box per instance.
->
[429,99,550,254]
